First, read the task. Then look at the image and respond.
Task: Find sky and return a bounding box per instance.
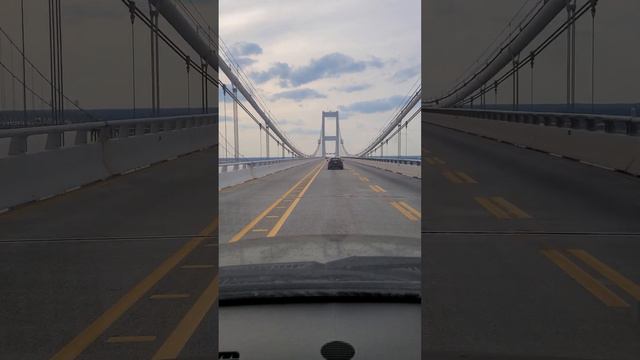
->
[423,0,640,105]
[219,0,421,157]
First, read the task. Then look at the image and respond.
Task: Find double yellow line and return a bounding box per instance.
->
[542,249,640,308]
[267,162,322,237]
[369,184,386,193]
[475,196,531,219]
[51,217,219,360]
[365,180,421,222]
[442,170,477,184]
[229,161,323,243]
[390,201,421,221]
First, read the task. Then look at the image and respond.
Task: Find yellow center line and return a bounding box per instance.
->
[229,161,323,243]
[456,171,477,183]
[390,201,418,221]
[442,171,462,184]
[50,217,218,360]
[475,197,510,219]
[369,184,381,193]
[106,336,156,343]
[491,197,531,219]
[433,157,446,164]
[569,249,640,300]
[150,294,190,300]
[397,201,421,219]
[541,249,628,307]
[151,276,219,360]
[267,163,323,237]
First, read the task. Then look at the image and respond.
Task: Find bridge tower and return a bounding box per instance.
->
[321,111,340,157]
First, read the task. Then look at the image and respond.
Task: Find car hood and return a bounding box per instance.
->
[219,234,420,266]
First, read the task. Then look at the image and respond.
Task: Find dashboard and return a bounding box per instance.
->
[219,302,420,359]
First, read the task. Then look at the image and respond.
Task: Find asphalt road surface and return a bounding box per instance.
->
[422,120,640,360]
[0,148,217,360]
[219,158,421,245]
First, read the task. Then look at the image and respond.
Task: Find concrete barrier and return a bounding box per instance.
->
[346,158,421,178]
[0,115,216,210]
[423,113,640,176]
[219,158,316,189]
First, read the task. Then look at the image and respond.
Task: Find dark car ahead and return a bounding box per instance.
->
[327,157,344,170]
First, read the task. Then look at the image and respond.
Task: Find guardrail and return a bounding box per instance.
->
[423,108,640,136]
[1,114,216,210]
[0,114,215,156]
[347,157,421,166]
[345,157,421,178]
[219,157,315,189]
[218,157,302,173]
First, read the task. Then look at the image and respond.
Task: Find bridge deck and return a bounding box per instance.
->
[219,158,421,245]
[0,148,217,359]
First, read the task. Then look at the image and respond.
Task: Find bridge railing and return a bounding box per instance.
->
[423,108,640,136]
[348,157,421,166]
[0,114,216,156]
[218,157,303,173]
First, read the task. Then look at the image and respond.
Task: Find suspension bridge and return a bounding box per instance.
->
[0,0,420,359]
[422,1,640,359]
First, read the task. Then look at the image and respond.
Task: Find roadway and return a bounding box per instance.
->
[219,158,421,247]
[421,120,640,360]
[0,148,217,360]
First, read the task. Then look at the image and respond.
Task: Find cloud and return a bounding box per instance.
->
[228,42,262,68]
[251,52,384,87]
[392,64,420,82]
[332,83,372,92]
[234,57,257,67]
[229,42,263,57]
[271,88,327,101]
[339,95,405,114]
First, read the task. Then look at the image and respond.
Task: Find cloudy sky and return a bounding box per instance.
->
[424,0,640,105]
[219,0,421,157]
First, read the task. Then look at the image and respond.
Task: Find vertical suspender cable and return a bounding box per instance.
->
[129,1,136,118]
[185,55,190,114]
[565,1,572,110]
[56,0,63,126]
[0,36,3,112]
[21,0,27,126]
[11,43,16,113]
[571,0,576,111]
[530,51,535,108]
[223,85,228,159]
[154,10,160,114]
[590,0,596,114]
[48,0,55,124]
[259,124,262,159]
[149,5,156,116]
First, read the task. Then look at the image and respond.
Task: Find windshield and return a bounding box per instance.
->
[218,0,421,296]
